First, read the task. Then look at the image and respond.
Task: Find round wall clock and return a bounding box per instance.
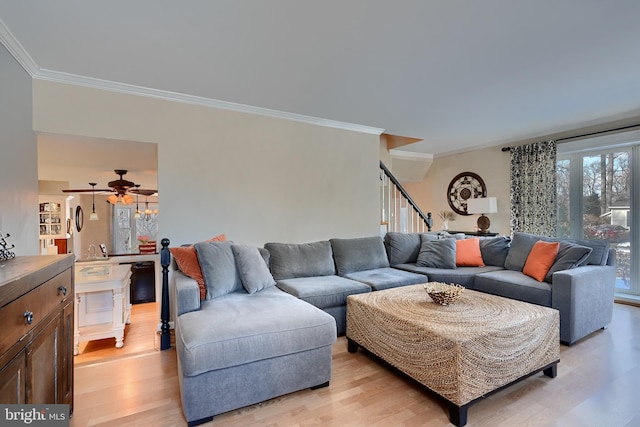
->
[447,172,487,215]
[75,206,84,232]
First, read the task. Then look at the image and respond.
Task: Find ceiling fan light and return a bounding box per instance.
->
[122,195,135,205]
[107,194,119,204]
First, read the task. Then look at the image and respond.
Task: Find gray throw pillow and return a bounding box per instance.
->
[194,241,243,299]
[384,232,422,265]
[232,245,276,294]
[544,241,592,283]
[330,236,390,275]
[416,239,457,269]
[479,236,511,267]
[564,238,610,265]
[420,233,440,243]
[504,232,541,271]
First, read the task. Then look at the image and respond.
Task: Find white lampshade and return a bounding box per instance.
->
[467,197,497,214]
[89,211,99,221]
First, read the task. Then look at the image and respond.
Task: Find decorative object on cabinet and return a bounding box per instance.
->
[89,182,99,221]
[447,172,487,215]
[75,206,83,232]
[0,232,15,261]
[62,169,157,205]
[466,197,498,233]
[438,210,457,231]
[0,255,74,412]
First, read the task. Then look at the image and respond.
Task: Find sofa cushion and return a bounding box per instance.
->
[330,236,390,275]
[265,241,335,280]
[231,245,276,294]
[276,275,370,309]
[545,241,592,282]
[194,241,243,299]
[384,232,422,265]
[456,238,485,267]
[474,270,552,306]
[343,267,426,291]
[394,263,503,288]
[416,239,456,269]
[479,236,511,267]
[176,286,336,377]
[523,241,560,281]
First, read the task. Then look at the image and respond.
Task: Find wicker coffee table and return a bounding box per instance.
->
[346,284,560,427]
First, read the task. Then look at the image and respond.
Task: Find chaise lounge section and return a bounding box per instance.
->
[172,241,336,426]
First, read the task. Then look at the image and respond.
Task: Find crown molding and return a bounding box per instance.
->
[389,149,434,160]
[0,18,39,76]
[36,69,385,135]
[0,18,384,136]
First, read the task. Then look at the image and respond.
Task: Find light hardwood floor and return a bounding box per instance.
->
[71,302,640,427]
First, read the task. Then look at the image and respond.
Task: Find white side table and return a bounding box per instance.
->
[74,264,132,355]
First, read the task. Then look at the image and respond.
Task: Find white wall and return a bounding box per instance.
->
[403,146,511,236]
[32,80,381,247]
[0,44,39,255]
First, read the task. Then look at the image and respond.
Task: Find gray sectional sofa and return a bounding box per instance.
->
[386,231,616,345]
[265,237,426,334]
[170,231,616,425]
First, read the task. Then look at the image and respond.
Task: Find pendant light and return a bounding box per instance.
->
[89,183,99,221]
[134,185,141,219]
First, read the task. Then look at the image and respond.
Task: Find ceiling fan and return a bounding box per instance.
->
[62,169,157,204]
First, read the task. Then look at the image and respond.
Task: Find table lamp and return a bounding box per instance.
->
[466,197,497,233]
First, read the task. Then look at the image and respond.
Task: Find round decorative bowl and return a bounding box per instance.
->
[424,282,464,305]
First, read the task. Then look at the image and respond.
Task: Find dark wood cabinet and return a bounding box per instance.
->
[0,255,74,413]
[0,349,26,403]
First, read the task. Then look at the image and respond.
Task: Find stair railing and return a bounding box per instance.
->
[380,161,432,233]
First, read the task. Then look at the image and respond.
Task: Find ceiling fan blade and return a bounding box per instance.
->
[129,189,158,196]
[62,189,111,193]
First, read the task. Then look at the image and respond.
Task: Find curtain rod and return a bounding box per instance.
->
[501,123,640,152]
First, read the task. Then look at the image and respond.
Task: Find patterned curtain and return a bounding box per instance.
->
[510,140,557,236]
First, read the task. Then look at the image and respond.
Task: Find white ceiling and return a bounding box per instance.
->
[2,1,640,157]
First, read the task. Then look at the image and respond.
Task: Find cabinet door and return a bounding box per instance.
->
[26,313,61,404]
[0,350,26,404]
[59,300,74,409]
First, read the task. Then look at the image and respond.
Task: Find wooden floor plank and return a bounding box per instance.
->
[70,302,640,427]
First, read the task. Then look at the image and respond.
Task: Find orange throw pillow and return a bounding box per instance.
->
[456,238,485,267]
[170,246,206,300]
[523,240,560,282]
[170,234,227,300]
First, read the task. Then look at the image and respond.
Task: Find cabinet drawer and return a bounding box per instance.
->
[0,268,72,356]
[43,269,73,313]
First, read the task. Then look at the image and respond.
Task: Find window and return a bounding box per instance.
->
[557,131,639,299]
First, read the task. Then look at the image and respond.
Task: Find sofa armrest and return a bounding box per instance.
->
[173,270,201,316]
[551,264,615,345]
